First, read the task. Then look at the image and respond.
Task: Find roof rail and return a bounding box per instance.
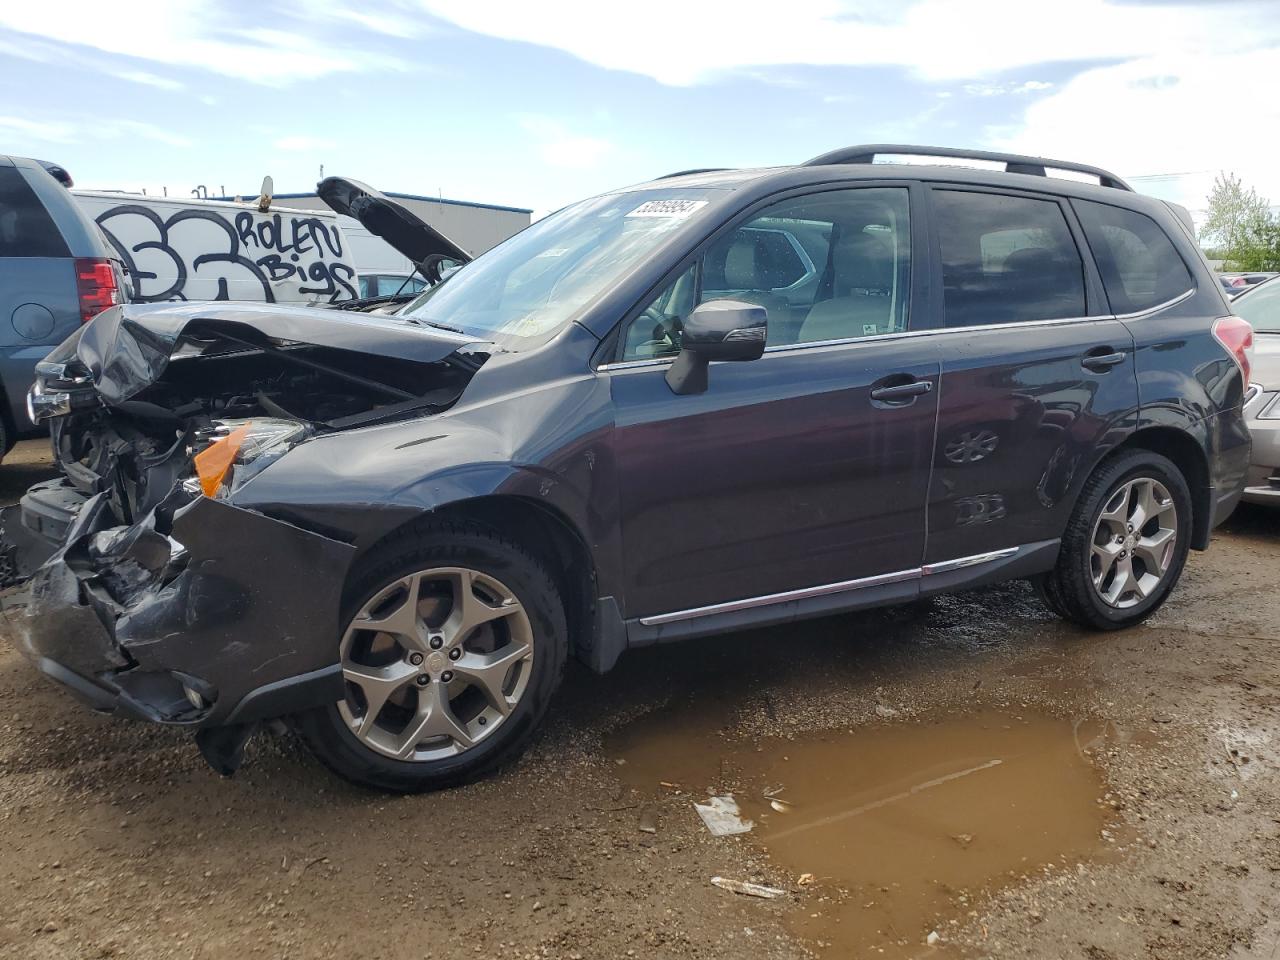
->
[656,167,731,180]
[801,144,1133,191]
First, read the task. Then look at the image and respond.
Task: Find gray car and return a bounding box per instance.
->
[1234,277,1280,503]
[0,155,125,457]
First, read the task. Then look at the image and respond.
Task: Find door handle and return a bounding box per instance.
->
[870,379,934,404]
[1082,349,1126,372]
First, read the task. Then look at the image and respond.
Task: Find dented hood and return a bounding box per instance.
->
[317,176,472,268]
[61,302,481,404]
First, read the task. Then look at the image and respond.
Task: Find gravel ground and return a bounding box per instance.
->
[1,438,1278,959]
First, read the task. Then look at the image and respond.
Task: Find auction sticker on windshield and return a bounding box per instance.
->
[626,200,709,218]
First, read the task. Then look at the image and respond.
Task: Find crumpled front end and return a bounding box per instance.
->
[0,301,493,741]
[0,483,353,728]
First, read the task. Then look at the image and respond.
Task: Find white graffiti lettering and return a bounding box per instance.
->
[94,204,357,304]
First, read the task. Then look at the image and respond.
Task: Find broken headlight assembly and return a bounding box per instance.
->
[27,356,96,424]
[184,418,311,499]
[27,379,72,423]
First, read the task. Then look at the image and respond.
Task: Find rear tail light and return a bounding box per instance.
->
[1213,314,1253,384]
[74,257,122,324]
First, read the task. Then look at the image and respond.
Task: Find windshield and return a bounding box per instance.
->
[1234,278,1280,333]
[398,188,721,349]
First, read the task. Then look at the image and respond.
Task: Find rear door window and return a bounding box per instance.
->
[1073,199,1193,313]
[0,167,69,258]
[932,189,1087,328]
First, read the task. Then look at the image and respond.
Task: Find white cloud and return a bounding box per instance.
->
[0,115,78,144]
[962,79,1053,97]
[991,46,1280,217]
[415,0,1278,217]
[324,6,423,37]
[416,0,1279,86]
[0,0,377,84]
[274,135,338,152]
[0,34,184,89]
[518,116,614,170]
[106,120,193,148]
[109,68,184,91]
[0,114,192,149]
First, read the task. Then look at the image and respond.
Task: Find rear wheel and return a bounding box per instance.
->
[1041,450,1191,630]
[293,522,567,792]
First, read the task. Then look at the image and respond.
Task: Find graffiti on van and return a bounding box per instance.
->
[95,204,358,304]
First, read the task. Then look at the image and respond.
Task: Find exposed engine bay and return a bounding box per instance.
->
[49,343,478,522]
[31,303,490,523]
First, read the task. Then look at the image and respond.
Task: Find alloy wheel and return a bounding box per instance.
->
[1089,476,1178,609]
[338,567,534,761]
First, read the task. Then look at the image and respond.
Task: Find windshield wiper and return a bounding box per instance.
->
[402,316,465,334]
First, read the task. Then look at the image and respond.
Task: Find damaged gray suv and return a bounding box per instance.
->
[0,145,1252,792]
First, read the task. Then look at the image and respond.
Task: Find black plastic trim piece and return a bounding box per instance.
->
[587,596,628,674]
[220,663,345,726]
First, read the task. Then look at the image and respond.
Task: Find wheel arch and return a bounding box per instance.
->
[1107,426,1212,549]
[351,494,602,673]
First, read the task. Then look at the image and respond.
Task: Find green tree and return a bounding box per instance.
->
[1232,215,1280,272]
[1201,172,1280,271]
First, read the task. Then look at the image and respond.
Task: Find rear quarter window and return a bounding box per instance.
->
[0,166,70,258]
[1073,199,1193,314]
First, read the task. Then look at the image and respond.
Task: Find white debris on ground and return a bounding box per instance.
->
[694,795,754,836]
[710,877,786,899]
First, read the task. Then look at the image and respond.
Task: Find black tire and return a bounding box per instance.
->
[292,520,567,792]
[1042,450,1192,630]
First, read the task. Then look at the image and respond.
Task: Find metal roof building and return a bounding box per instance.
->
[217,189,532,259]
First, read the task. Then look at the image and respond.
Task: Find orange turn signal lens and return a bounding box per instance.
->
[193,423,252,497]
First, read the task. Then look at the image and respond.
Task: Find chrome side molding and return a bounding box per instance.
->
[638,546,1022,626]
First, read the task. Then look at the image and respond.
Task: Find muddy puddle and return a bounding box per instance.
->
[609,705,1114,957]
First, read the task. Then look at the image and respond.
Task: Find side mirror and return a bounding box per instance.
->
[665,299,767,395]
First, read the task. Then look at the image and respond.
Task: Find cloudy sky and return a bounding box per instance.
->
[1,0,1277,220]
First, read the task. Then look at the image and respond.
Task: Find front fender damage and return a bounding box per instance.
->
[0,488,355,774]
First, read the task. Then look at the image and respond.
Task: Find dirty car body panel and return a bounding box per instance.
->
[0,147,1252,786]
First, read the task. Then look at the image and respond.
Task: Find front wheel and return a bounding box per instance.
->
[292,522,567,792]
[1040,450,1192,630]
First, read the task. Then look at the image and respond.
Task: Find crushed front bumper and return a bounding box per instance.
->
[0,479,355,729]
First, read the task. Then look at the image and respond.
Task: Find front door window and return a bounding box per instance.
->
[621,187,911,360]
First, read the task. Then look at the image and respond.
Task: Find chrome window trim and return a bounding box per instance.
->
[1112,287,1195,320]
[598,312,1121,372]
[599,289,1196,372]
[637,547,1021,626]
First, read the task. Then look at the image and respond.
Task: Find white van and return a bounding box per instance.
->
[73,192,359,305]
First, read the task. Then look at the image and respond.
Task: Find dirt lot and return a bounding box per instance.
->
[2,436,1279,959]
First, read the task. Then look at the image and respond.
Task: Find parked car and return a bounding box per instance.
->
[0,155,125,460]
[0,144,1251,792]
[1231,277,1280,504]
[1221,272,1278,296]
